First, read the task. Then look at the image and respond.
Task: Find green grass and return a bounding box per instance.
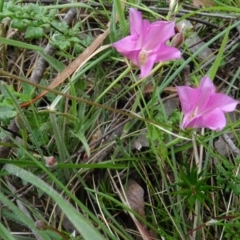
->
[0,0,240,239]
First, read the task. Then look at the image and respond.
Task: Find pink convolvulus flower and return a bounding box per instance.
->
[177,76,238,131]
[112,8,181,78]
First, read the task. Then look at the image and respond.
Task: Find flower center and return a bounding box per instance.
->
[139,51,148,65]
[189,107,198,120]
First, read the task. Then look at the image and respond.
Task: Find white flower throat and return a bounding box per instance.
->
[189,107,199,120]
[139,50,148,65]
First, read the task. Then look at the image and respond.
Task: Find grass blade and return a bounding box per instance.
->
[4,164,105,240]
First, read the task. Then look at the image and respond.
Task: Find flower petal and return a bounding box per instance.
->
[206,93,238,112]
[113,35,142,65]
[127,49,141,66]
[199,76,215,94]
[203,108,226,131]
[153,21,176,42]
[139,54,157,77]
[181,113,204,129]
[129,8,143,35]
[112,35,139,53]
[178,75,238,131]
[182,108,226,131]
[189,77,215,114]
[142,21,176,51]
[154,45,181,62]
[134,19,150,49]
[177,86,201,114]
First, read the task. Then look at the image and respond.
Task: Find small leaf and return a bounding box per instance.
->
[21,81,35,100]
[51,20,68,33]
[126,179,145,223]
[39,52,66,72]
[0,106,17,124]
[209,24,230,79]
[41,23,50,29]
[70,130,90,158]
[58,40,71,50]
[70,37,81,43]
[28,3,41,14]
[25,26,44,39]
[11,19,25,30]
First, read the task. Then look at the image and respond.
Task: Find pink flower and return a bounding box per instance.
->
[177,76,238,131]
[112,8,181,78]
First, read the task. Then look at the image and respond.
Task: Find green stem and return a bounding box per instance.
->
[20,129,27,150]
[49,112,66,163]
[49,111,70,180]
[129,62,165,90]
[192,132,201,173]
[0,0,4,14]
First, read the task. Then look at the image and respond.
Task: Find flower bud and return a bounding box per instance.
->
[35,220,48,230]
[44,156,57,168]
[171,32,184,48]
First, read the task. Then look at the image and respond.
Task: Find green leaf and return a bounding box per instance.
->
[0,221,15,240]
[0,81,14,100]
[58,40,71,50]
[0,105,17,124]
[69,36,81,43]
[28,3,41,14]
[208,24,230,79]
[21,81,35,100]
[0,37,43,51]
[39,52,66,72]
[6,1,15,11]
[51,20,68,33]
[4,164,105,240]
[70,130,90,158]
[114,0,127,35]
[41,3,92,10]
[11,18,25,30]
[0,190,51,239]
[25,26,44,39]
[0,10,14,18]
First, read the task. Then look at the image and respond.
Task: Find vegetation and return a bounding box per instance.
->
[0,0,240,239]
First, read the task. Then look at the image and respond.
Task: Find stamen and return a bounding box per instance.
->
[139,51,148,65]
[189,107,198,120]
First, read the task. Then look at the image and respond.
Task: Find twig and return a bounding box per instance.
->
[222,133,240,156]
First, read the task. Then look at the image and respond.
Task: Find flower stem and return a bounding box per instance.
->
[129,62,165,90]
[192,129,205,239]
[192,132,200,173]
[192,132,199,240]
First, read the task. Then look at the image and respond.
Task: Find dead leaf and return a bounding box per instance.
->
[21,29,110,108]
[126,180,155,240]
[193,0,214,7]
[126,179,145,224]
[143,83,154,94]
